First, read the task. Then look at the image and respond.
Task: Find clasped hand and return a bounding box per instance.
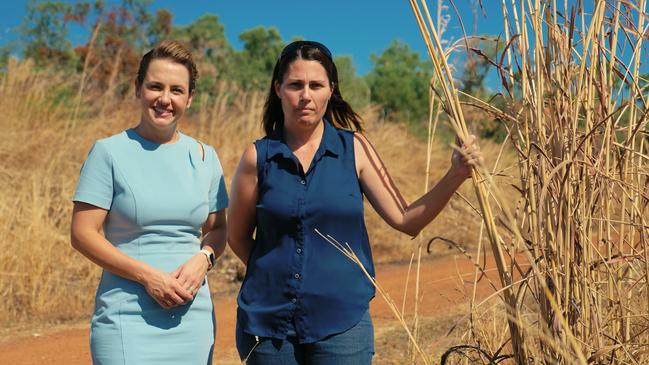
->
[143,253,210,309]
[450,134,484,179]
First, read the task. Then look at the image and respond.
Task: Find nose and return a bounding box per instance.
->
[299,86,312,101]
[159,89,171,104]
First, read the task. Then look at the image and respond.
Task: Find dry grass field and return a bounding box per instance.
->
[0,58,504,335]
[3,1,649,363]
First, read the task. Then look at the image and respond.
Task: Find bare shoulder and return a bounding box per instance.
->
[353,131,370,144]
[353,132,381,164]
[353,132,373,159]
[353,132,377,175]
[238,143,258,173]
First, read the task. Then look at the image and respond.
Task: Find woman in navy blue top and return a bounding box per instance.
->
[227,40,483,364]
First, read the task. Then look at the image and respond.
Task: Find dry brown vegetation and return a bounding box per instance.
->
[0,57,502,331]
[402,0,649,364]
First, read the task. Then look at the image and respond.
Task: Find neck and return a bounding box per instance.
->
[135,122,178,144]
[284,120,324,151]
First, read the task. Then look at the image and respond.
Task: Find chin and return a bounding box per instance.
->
[148,115,178,128]
[297,117,321,126]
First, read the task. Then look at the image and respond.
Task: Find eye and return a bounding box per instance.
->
[310,82,325,90]
[147,83,162,91]
[287,81,303,89]
[172,87,185,94]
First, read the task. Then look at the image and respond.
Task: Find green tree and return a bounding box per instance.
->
[335,55,370,111]
[0,43,15,71]
[147,9,174,47]
[366,40,432,124]
[173,14,230,63]
[20,0,87,67]
[74,0,169,99]
[231,26,285,91]
[172,13,232,92]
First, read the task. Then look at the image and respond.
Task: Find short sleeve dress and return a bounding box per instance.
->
[73,128,228,365]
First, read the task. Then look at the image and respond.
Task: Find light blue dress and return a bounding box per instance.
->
[73,128,228,365]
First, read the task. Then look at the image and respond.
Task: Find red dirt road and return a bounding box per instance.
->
[0,254,504,364]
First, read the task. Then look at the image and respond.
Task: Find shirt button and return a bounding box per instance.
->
[294,273,300,279]
[300,179,306,185]
[291,298,297,303]
[296,248,302,254]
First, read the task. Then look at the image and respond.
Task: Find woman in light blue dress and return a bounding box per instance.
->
[70,40,228,365]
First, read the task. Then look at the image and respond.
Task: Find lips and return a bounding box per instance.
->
[152,106,173,118]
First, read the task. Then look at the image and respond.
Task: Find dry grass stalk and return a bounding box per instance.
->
[314,229,432,365]
[70,21,102,130]
[408,0,529,362]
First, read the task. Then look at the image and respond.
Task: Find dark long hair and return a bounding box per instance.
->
[262,41,363,136]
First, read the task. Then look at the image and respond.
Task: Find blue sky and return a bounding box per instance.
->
[1,0,503,75]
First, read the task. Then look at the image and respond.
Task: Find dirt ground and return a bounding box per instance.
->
[0,253,503,364]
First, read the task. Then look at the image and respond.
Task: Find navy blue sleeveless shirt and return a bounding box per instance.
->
[236,121,376,343]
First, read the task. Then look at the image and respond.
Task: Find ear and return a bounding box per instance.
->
[274,80,281,98]
[186,89,195,109]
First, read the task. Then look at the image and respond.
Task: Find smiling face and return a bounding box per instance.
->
[136,58,193,133]
[274,59,333,131]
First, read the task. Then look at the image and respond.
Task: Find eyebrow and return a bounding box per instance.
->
[284,78,328,83]
[145,81,187,89]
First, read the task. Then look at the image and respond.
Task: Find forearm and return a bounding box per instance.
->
[200,225,226,258]
[227,237,255,266]
[398,168,467,236]
[71,229,154,284]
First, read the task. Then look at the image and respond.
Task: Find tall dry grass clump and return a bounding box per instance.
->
[407,0,649,363]
[1,58,98,325]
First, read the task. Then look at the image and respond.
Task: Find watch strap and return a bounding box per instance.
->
[199,249,214,270]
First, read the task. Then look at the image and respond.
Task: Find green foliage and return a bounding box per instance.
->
[172,14,231,72]
[21,0,79,68]
[230,27,286,91]
[145,9,173,46]
[335,55,370,111]
[0,45,14,71]
[73,0,170,97]
[172,13,233,100]
[366,40,433,125]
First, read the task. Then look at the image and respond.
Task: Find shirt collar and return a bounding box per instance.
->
[266,119,343,161]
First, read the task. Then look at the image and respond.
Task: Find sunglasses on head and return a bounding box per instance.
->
[279,40,333,61]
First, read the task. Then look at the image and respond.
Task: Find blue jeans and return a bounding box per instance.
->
[236,311,375,365]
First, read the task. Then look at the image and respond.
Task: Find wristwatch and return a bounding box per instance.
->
[199,249,215,271]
